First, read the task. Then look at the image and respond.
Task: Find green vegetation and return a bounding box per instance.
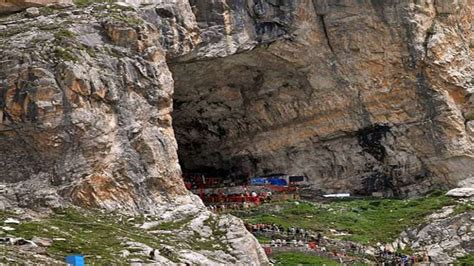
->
[273,252,339,266]
[1,208,159,263]
[108,12,143,26]
[73,0,114,8]
[231,192,457,244]
[464,112,474,122]
[0,26,24,38]
[54,47,79,62]
[150,217,193,230]
[453,201,474,215]
[456,253,474,265]
[255,235,271,244]
[39,7,55,16]
[54,29,75,41]
[0,208,227,264]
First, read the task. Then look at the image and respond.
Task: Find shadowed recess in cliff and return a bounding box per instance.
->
[170,47,312,178]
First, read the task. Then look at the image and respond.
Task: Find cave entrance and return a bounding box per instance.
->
[169,47,313,184]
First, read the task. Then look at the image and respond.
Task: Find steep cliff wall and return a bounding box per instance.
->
[0,0,472,263]
[0,0,472,212]
[0,4,191,212]
[171,0,474,196]
[0,1,270,263]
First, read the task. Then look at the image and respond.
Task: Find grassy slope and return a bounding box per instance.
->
[0,208,228,264]
[231,191,468,244]
[273,252,340,266]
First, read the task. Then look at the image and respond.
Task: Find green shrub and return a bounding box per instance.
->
[273,252,339,266]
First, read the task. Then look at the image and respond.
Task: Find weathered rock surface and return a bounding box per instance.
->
[0,202,268,264]
[171,0,474,196]
[447,188,474,199]
[1,0,471,210]
[0,2,267,264]
[0,0,473,263]
[0,0,72,14]
[398,207,473,263]
[0,0,189,214]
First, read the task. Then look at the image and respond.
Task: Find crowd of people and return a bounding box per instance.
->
[377,248,431,264]
[248,223,316,241]
[207,202,257,212]
[246,223,325,250]
[245,222,431,265]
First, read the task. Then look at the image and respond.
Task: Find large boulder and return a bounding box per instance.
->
[446,188,474,198]
[0,0,72,14]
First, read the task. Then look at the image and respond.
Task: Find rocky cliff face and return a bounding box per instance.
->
[0,2,190,213]
[0,0,72,14]
[171,0,474,197]
[0,1,270,263]
[0,0,472,231]
[0,0,472,264]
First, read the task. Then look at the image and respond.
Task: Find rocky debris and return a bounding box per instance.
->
[427,206,455,220]
[31,237,53,247]
[397,207,473,263]
[122,206,268,264]
[123,241,169,263]
[1,226,15,231]
[0,237,39,251]
[1,244,62,264]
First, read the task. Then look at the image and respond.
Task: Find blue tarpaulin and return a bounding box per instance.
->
[66,255,84,266]
[250,177,267,185]
[268,177,287,186]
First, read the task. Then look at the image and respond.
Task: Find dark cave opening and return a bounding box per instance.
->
[169,48,404,195]
[169,48,312,182]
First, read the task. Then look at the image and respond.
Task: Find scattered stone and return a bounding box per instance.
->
[1,226,15,231]
[25,7,40,17]
[32,237,53,247]
[4,218,20,225]
[0,237,37,247]
[428,206,455,220]
[364,246,376,256]
[398,211,473,263]
[120,249,130,258]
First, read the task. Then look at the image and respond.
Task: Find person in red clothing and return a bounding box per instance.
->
[245,191,251,202]
[217,190,225,203]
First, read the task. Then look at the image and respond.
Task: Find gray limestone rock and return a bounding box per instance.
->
[447,188,474,198]
[25,7,40,17]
